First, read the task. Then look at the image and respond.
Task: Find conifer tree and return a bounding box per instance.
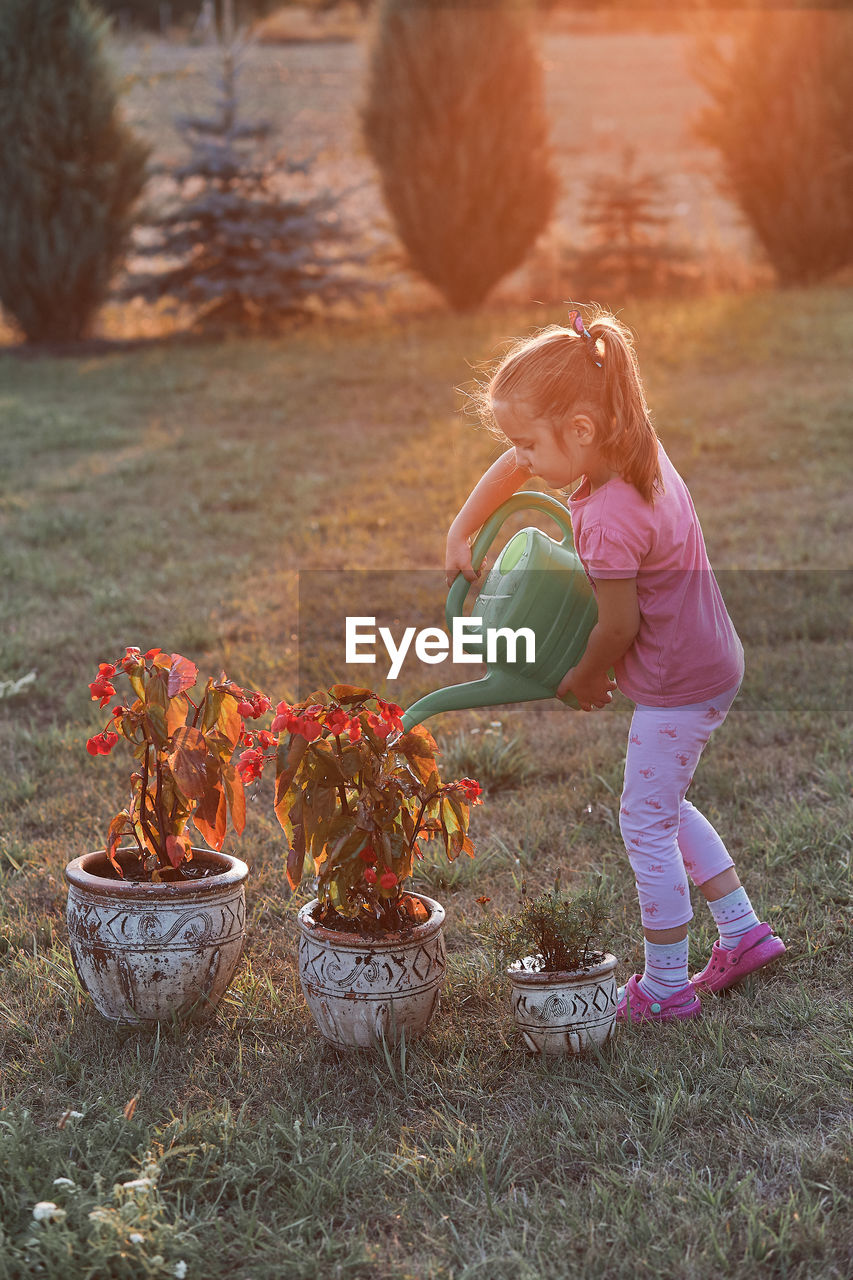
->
[121,34,372,329]
[695,10,853,284]
[0,0,149,343]
[361,0,558,311]
[569,148,692,297]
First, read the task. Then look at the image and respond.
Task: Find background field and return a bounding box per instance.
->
[1,285,851,1278]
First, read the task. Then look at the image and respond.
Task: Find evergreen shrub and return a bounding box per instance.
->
[121,38,373,329]
[694,10,853,285]
[0,0,149,343]
[361,0,558,311]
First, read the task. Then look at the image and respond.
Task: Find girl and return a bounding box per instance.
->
[445,309,786,1022]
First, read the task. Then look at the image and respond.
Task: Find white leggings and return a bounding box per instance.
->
[619,683,740,930]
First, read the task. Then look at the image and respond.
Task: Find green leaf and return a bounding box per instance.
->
[146,703,168,747]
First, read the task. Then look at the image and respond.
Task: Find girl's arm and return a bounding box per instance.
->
[445,448,531,584]
[556,577,640,710]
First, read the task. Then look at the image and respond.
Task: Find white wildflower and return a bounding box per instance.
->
[120,1177,153,1192]
[53,1178,76,1191]
[129,1233,145,1245]
[174,1262,188,1279]
[88,1208,112,1224]
[32,1202,65,1223]
[489,720,502,728]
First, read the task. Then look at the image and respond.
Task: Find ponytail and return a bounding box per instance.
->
[586,314,662,504]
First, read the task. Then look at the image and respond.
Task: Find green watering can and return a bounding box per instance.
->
[400,492,599,732]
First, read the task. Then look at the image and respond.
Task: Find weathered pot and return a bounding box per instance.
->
[65,848,248,1026]
[296,893,446,1049]
[508,953,618,1055]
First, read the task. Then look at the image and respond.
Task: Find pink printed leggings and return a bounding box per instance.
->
[618,683,741,930]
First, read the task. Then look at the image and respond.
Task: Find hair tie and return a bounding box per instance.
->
[568,309,603,368]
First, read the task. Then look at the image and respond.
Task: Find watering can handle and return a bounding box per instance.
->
[445,491,574,630]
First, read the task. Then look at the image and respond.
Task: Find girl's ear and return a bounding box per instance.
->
[571,413,597,444]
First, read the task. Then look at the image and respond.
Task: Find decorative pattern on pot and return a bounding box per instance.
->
[508,954,618,1055]
[296,893,446,1049]
[66,849,248,1025]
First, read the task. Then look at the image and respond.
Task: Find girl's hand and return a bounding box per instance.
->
[445,526,480,587]
[557,665,617,712]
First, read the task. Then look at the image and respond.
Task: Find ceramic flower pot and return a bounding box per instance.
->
[65,848,248,1026]
[296,893,446,1049]
[508,953,618,1055]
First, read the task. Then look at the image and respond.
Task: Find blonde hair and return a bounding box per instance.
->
[479,309,662,503]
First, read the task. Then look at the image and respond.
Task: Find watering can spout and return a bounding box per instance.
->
[400,491,602,733]
[400,671,551,733]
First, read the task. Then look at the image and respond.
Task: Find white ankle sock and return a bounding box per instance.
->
[637,937,690,1002]
[708,886,760,950]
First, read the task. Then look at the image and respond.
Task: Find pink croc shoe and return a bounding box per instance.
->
[616,974,702,1023]
[692,922,786,995]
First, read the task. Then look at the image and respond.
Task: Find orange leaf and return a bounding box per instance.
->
[167,654,198,697]
[106,812,129,875]
[165,834,190,869]
[167,726,209,799]
[274,735,310,832]
[192,779,227,850]
[222,763,246,837]
[217,693,242,751]
[166,694,189,736]
[329,685,373,704]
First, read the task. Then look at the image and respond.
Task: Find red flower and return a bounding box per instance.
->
[236,748,264,783]
[239,730,254,747]
[88,676,116,708]
[86,731,119,756]
[366,712,392,740]
[347,717,362,743]
[98,662,117,678]
[457,778,483,803]
[121,647,142,671]
[363,866,378,885]
[377,699,404,730]
[144,647,161,659]
[237,700,256,719]
[379,870,398,892]
[358,844,377,864]
[251,693,271,716]
[324,707,350,735]
[256,730,277,750]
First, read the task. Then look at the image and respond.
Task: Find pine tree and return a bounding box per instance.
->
[0,0,150,343]
[694,10,853,285]
[121,34,372,329]
[569,148,692,297]
[361,0,558,311]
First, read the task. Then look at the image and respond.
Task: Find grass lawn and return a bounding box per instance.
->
[0,288,851,1279]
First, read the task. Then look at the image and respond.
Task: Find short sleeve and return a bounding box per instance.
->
[577,523,647,579]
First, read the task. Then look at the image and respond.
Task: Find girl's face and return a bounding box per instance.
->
[492,396,603,490]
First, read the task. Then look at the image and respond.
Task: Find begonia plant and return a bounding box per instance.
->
[241,685,482,929]
[85,646,271,880]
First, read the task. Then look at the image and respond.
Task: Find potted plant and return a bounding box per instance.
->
[66,646,271,1025]
[488,886,617,1055]
[245,685,482,1049]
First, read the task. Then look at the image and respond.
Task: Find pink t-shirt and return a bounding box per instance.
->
[568,445,743,707]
